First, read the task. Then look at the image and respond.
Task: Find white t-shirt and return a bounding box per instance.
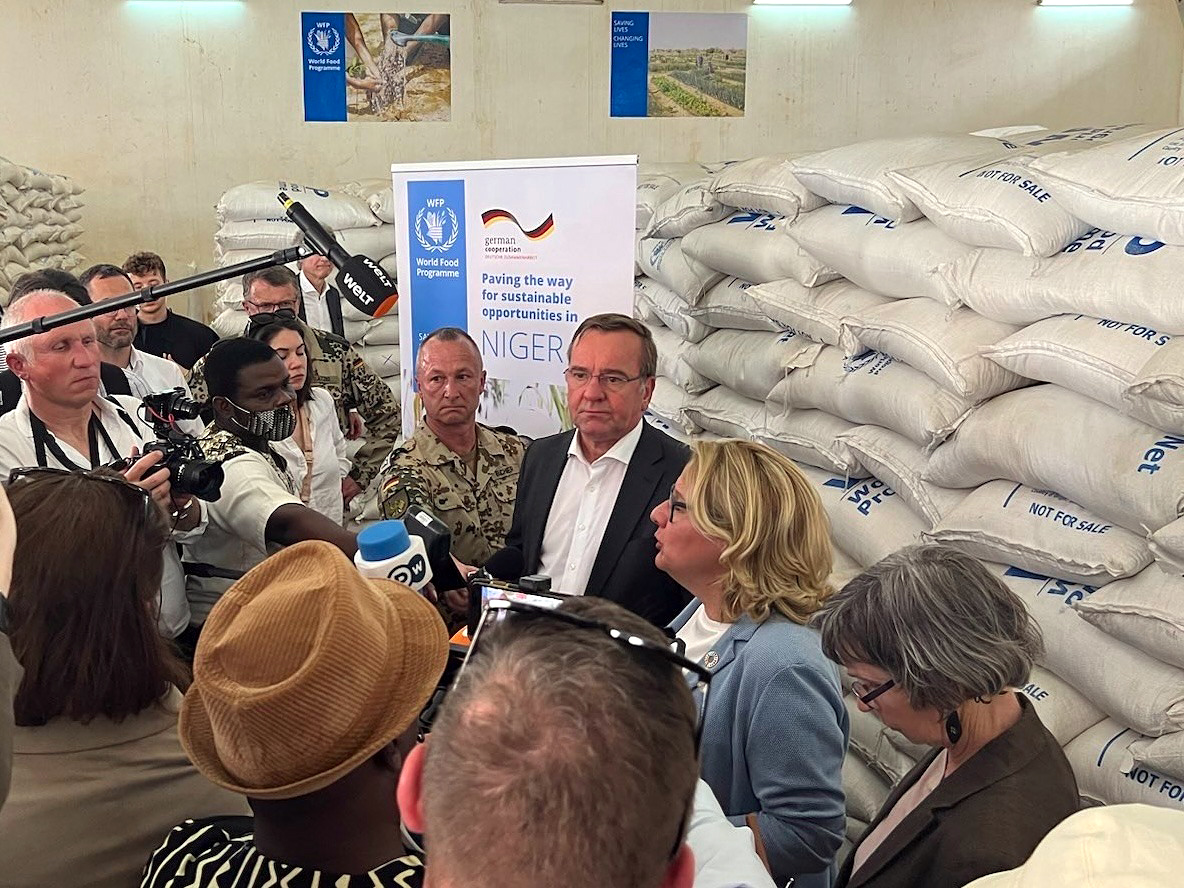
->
[677,603,732,667]
[299,271,333,333]
[183,432,302,625]
[272,388,351,525]
[0,394,207,638]
[537,419,644,596]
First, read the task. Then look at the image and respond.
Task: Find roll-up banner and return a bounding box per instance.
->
[392,156,637,438]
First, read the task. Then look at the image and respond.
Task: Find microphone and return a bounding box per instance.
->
[354,520,432,593]
[277,191,399,319]
[483,546,525,582]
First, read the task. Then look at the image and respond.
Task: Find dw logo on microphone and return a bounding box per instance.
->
[389,553,429,587]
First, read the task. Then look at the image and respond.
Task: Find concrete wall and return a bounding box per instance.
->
[1,0,1181,317]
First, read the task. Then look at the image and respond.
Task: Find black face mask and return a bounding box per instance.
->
[226,399,296,441]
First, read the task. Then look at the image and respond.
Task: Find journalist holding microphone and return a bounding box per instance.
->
[651,439,848,888]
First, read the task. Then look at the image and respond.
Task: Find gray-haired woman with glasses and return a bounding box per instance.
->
[814,544,1078,888]
[652,439,847,888]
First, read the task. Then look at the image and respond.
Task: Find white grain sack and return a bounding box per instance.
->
[947,231,1184,333]
[842,299,1025,401]
[797,463,928,569]
[1065,719,1184,810]
[838,425,968,527]
[925,385,1184,534]
[996,565,1184,737]
[1028,127,1184,246]
[1019,665,1106,747]
[218,181,379,229]
[757,408,868,477]
[215,220,302,251]
[645,181,731,239]
[636,163,709,230]
[1074,567,1184,671]
[683,386,764,441]
[708,155,827,220]
[648,377,698,435]
[634,276,713,344]
[983,313,1178,431]
[886,157,1089,257]
[1126,338,1184,435]
[1128,730,1184,782]
[770,348,974,451]
[680,211,838,287]
[746,278,891,351]
[336,225,395,260]
[926,481,1152,585]
[842,754,892,824]
[648,323,716,394]
[846,695,919,786]
[636,237,723,305]
[685,329,822,401]
[1149,518,1184,576]
[788,206,970,306]
[789,134,1017,222]
[686,277,781,332]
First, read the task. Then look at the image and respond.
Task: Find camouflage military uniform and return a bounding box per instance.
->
[377,422,526,567]
[189,321,401,489]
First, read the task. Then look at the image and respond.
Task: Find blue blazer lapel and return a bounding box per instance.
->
[705,615,759,674]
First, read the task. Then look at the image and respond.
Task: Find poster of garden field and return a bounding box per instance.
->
[610,12,747,118]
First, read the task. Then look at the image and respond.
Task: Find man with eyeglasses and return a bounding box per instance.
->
[188,267,401,505]
[399,595,776,888]
[485,313,691,626]
[0,289,206,642]
[376,327,524,579]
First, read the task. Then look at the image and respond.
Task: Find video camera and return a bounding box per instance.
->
[110,388,224,501]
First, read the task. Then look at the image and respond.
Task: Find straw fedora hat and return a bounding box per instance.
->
[180,540,449,800]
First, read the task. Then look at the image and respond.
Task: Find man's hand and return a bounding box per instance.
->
[122,449,173,516]
[441,585,469,618]
[346,410,365,440]
[342,476,363,505]
[0,484,15,597]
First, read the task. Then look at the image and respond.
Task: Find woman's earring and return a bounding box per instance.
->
[945,710,963,745]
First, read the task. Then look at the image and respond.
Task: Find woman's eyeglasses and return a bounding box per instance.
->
[246,307,298,327]
[851,676,896,706]
[667,482,687,524]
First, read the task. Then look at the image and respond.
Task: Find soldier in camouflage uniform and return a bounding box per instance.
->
[377,327,525,568]
[188,267,401,494]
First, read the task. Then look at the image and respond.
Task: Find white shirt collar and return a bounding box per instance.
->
[299,269,322,297]
[125,347,143,373]
[568,417,645,468]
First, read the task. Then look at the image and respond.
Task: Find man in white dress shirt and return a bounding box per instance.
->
[297,254,345,337]
[0,290,206,640]
[489,313,690,626]
[81,265,203,435]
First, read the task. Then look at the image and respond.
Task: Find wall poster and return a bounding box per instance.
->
[610,12,747,118]
[302,12,451,122]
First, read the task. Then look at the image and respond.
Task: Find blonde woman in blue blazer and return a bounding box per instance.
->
[654,440,848,888]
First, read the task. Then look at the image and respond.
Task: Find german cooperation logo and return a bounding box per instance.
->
[307,23,341,55]
[415,201,459,253]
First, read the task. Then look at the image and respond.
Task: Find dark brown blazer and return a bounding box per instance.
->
[837,697,1079,888]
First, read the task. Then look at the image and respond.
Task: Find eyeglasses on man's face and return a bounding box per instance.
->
[563,368,646,392]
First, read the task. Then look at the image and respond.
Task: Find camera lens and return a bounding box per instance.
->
[170,457,224,502]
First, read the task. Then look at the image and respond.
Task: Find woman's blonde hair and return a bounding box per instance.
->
[684,440,834,624]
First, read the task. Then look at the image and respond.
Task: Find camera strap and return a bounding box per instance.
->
[29,398,141,470]
[30,412,119,470]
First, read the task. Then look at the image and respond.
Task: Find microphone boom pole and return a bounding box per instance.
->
[0,245,310,346]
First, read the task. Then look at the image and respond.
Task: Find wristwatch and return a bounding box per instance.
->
[0,594,10,635]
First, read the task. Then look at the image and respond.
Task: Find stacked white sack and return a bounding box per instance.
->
[0,156,85,303]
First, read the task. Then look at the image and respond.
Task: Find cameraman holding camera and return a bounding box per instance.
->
[0,290,205,641]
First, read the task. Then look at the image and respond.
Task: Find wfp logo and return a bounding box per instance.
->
[306,23,340,55]
[481,209,555,240]
[415,201,459,253]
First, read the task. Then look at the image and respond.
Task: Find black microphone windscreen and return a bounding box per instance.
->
[335,255,398,318]
[483,547,525,581]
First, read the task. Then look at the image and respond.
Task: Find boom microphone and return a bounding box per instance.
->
[278,191,399,318]
[483,546,525,582]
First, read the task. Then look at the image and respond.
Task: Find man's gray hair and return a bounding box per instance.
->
[422,597,698,888]
[1,290,81,361]
[813,544,1044,713]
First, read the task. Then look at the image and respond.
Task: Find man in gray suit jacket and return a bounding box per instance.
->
[490,314,691,627]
